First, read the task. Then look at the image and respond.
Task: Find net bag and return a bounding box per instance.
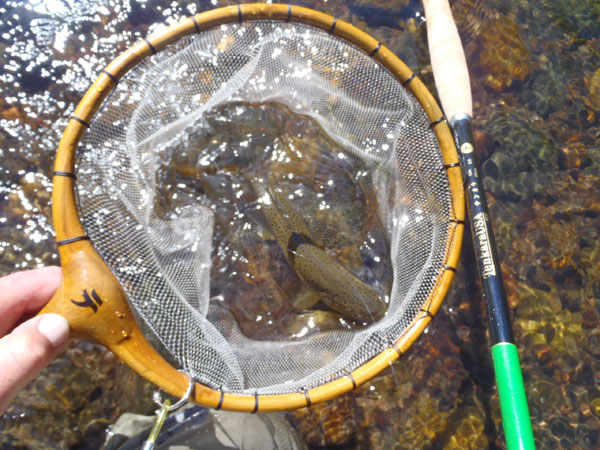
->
[47,4,464,411]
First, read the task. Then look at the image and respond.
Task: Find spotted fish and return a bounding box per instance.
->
[249,175,387,322]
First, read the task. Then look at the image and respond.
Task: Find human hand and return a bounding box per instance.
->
[0,266,69,414]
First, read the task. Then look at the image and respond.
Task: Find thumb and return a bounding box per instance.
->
[0,314,70,413]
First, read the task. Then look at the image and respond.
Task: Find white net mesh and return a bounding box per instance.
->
[77,21,454,395]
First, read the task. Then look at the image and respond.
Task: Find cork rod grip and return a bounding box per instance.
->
[422,0,472,122]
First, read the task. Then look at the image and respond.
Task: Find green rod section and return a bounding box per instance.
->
[492,343,535,450]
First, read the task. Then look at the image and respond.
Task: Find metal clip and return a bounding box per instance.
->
[152,370,195,412]
[142,371,194,450]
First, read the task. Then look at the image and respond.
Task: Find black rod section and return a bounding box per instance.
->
[453,116,514,345]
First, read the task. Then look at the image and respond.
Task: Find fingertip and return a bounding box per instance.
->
[33,265,63,290]
[36,265,62,276]
[0,267,63,331]
[37,314,70,349]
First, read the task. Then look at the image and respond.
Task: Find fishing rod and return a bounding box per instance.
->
[421,1,535,448]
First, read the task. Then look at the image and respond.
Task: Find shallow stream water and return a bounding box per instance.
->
[1,0,599,448]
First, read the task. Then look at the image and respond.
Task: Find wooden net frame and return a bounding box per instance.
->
[43,3,465,412]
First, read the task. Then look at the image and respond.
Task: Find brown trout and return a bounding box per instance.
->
[249,174,387,322]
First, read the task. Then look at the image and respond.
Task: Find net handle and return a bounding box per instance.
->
[43,3,464,411]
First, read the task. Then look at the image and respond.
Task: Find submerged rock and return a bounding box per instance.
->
[558,142,591,170]
[477,16,532,92]
[586,68,600,110]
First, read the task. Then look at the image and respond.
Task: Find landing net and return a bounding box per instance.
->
[76,21,457,395]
